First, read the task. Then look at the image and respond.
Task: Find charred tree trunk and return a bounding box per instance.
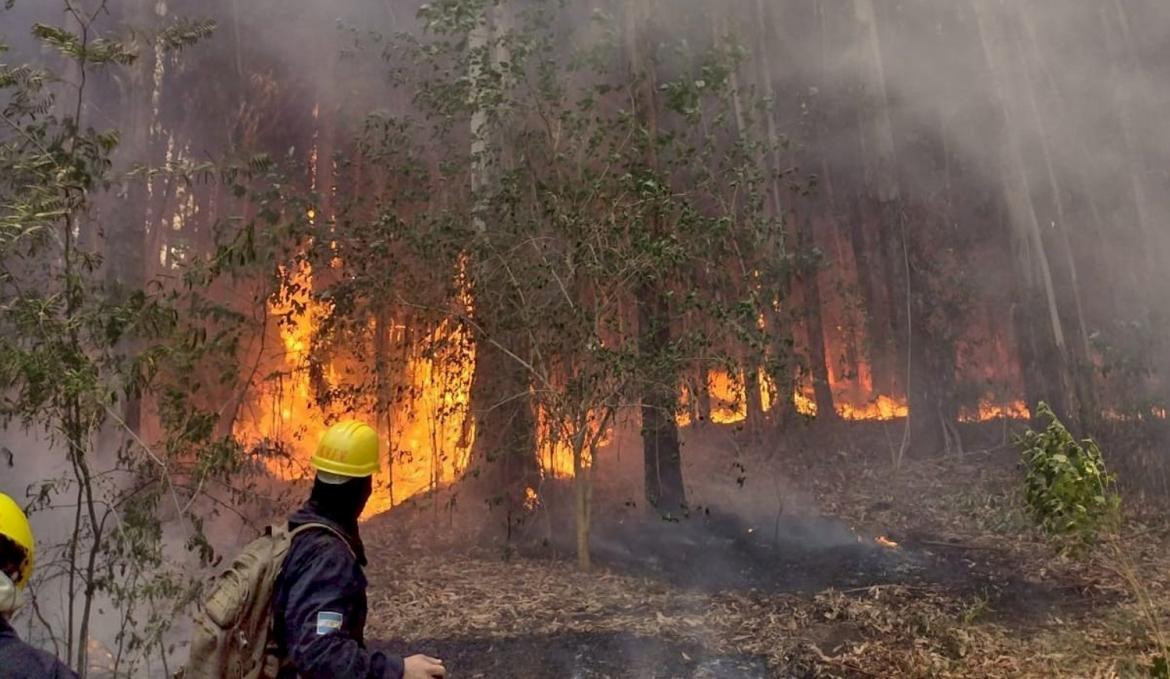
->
[847,197,892,391]
[796,213,837,422]
[744,364,766,427]
[696,365,712,425]
[467,342,538,508]
[637,282,687,516]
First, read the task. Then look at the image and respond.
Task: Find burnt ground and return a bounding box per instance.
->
[364,425,1170,677]
[373,631,770,679]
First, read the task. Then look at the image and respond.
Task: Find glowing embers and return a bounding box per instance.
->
[874,535,899,549]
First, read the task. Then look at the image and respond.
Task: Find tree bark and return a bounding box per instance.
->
[797,213,837,421]
[637,282,687,515]
[626,3,686,516]
[754,0,799,423]
[465,3,539,529]
[853,0,909,404]
[1016,5,1099,427]
[970,0,1075,424]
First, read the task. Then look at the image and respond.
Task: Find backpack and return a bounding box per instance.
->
[180,522,351,679]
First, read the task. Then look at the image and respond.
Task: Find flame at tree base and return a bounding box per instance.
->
[680,369,1027,425]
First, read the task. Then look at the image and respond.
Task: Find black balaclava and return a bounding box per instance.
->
[307,474,372,537]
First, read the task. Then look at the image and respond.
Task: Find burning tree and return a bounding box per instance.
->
[250,0,786,567]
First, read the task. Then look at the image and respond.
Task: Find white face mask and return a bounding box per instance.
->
[0,571,22,614]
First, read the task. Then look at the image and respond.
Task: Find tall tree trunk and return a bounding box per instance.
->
[969,0,1074,424]
[637,282,687,515]
[373,307,394,508]
[854,0,916,464]
[847,197,891,392]
[1016,6,1099,426]
[717,12,766,431]
[754,0,799,423]
[853,0,909,401]
[626,3,686,517]
[571,417,590,570]
[465,4,539,531]
[797,213,837,421]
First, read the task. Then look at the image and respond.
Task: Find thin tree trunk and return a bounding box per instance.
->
[718,12,765,431]
[970,0,1074,423]
[1016,6,1099,425]
[798,214,836,421]
[847,197,891,392]
[572,418,590,570]
[637,282,687,515]
[625,2,686,516]
[753,0,800,420]
[853,0,909,401]
[465,3,539,528]
[373,307,393,507]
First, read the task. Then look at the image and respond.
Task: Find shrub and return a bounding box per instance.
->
[1017,402,1121,552]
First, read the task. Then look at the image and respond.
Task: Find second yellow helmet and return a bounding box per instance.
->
[310,420,380,478]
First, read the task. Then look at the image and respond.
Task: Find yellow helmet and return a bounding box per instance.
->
[310,420,380,478]
[0,493,34,588]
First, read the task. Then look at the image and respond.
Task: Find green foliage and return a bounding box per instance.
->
[32,23,138,65]
[1150,654,1169,679]
[1017,402,1120,552]
[0,4,273,673]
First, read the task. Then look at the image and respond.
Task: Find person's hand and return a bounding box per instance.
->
[404,654,446,678]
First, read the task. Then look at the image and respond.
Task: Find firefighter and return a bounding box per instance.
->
[273,420,446,679]
[0,492,78,678]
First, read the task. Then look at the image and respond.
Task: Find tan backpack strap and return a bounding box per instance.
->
[289,522,357,560]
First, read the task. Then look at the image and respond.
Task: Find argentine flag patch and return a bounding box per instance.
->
[316,611,343,635]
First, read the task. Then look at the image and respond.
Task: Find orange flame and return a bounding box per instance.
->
[234,257,476,520]
[958,399,1031,423]
[538,405,611,478]
[708,370,747,424]
[838,394,908,421]
[793,389,818,417]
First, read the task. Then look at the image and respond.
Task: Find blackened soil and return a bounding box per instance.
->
[372,631,770,679]
[523,509,1112,623]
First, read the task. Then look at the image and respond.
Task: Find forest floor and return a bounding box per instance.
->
[362,425,1170,678]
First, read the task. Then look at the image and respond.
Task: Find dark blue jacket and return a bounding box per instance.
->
[0,616,78,679]
[272,505,404,679]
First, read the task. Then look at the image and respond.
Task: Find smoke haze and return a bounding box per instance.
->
[3,0,1170,675]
